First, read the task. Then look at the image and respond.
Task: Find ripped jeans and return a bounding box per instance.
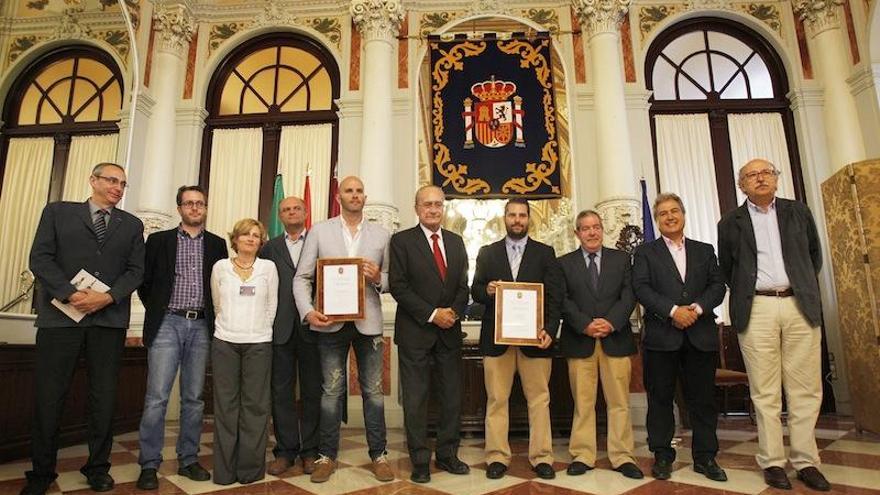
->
[316,323,387,460]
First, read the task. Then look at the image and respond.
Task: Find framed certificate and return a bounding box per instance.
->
[494,281,544,346]
[316,257,365,321]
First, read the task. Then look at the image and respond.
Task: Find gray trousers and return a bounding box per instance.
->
[211,338,272,484]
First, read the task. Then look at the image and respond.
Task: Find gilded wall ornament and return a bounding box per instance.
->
[52,6,93,40]
[638,5,680,40]
[252,1,297,27]
[738,2,782,34]
[522,8,560,34]
[420,11,456,37]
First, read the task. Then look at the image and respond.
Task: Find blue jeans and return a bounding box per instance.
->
[138,314,209,470]
[317,323,387,459]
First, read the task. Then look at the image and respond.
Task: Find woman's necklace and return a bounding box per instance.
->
[232,257,255,270]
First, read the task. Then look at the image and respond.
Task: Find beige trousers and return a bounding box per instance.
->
[568,340,636,468]
[484,347,553,466]
[738,295,823,470]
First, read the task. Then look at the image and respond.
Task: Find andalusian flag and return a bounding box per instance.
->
[268,174,285,238]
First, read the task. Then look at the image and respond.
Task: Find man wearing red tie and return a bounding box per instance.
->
[389,185,470,484]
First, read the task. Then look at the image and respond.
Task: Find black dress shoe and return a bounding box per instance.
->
[136,468,159,490]
[86,473,115,492]
[410,465,431,483]
[615,462,644,479]
[566,461,593,476]
[797,467,831,491]
[19,480,51,495]
[436,456,470,475]
[486,462,507,479]
[693,459,728,482]
[533,463,555,480]
[178,462,211,481]
[764,467,792,490]
[651,458,672,480]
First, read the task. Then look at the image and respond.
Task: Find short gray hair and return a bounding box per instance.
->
[575,209,603,229]
[737,159,778,181]
[652,192,686,219]
[91,162,124,176]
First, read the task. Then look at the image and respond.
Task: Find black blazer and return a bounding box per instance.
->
[471,238,562,358]
[138,227,228,347]
[30,201,145,329]
[259,234,315,345]
[632,238,726,352]
[717,198,823,331]
[558,247,637,358]
[389,226,469,350]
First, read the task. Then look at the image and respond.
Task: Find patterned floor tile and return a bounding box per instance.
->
[284,467,391,494]
[824,439,880,456]
[531,468,653,495]
[666,466,767,494]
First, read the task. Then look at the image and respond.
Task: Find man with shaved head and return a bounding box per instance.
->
[718,159,829,492]
[389,185,470,483]
[260,196,322,477]
[293,176,394,484]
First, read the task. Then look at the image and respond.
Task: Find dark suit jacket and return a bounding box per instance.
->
[389,226,469,350]
[138,227,228,347]
[717,198,823,331]
[558,247,637,358]
[471,238,562,358]
[632,238,726,352]
[259,234,315,345]
[30,201,145,329]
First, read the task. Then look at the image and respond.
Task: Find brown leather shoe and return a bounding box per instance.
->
[310,456,336,483]
[302,457,317,475]
[797,467,831,491]
[763,467,792,490]
[267,457,293,476]
[372,455,395,482]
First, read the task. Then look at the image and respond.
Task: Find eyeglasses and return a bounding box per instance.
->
[93,175,128,188]
[181,200,207,209]
[742,169,779,182]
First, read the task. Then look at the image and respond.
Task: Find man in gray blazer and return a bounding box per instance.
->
[24,162,144,495]
[260,196,321,477]
[718,159,829,492]
[293,176,393,484]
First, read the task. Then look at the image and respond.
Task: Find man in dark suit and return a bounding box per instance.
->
[135,185,227,490]
[718,159,829,492]
[471,198,562,480]
[389,185,470,484]
[558,209,643,480]
[25,162,144,495]
[632,193,727,482]
[260,196,322,477]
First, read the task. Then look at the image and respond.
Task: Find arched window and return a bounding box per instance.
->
[0,45,122,313]
[201,33,339,232]
[646,18,804,217]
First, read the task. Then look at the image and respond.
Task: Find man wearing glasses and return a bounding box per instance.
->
[718,159,830,492]
[25,163,145,495]
[135,185,227,490]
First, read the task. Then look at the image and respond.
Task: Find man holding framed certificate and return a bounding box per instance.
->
[292,176,393,484]
[471,198,562,481]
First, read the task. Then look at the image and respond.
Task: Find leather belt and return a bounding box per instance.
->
[167,308,205,319]
[755,289,794,297]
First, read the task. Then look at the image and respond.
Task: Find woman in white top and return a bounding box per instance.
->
[210,218,278,485]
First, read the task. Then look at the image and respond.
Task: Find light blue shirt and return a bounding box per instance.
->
[747,198,791,290]
[580,247,602,274]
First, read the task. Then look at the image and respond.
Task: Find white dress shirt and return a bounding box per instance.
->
[747,198,791,290]
[211,258,278,344]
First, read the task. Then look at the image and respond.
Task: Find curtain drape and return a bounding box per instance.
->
[205,128,263,247]
[728,113,795,203]
[63,134,119,201]
[277,124,333,223]
[0,137,55,313]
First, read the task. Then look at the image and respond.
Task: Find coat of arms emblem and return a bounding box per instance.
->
[462,77,525,149]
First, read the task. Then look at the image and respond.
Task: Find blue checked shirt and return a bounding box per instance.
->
[168,226,205,311]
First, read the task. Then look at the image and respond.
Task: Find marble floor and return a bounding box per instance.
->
[1,416,879,495]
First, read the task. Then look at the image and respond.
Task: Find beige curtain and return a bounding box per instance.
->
[277,124,333,223]
[728,113,795,203]
[0,137,55,313]
[63,134,119,201]
[206,127,263,246]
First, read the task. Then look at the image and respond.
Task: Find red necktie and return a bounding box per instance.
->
[431,233,447,281]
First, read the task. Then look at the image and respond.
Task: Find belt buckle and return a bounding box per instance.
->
[185,310,199,320]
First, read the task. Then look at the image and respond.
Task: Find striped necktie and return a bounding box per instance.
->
[510,244,522,280]
[94,209,108,244]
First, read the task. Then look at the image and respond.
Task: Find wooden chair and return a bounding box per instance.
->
[715,324,754,422]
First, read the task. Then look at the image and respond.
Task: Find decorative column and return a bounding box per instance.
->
[793,0,866,171]
[351,0,404,231]
[573,0,640,247]
[137,1,195,233]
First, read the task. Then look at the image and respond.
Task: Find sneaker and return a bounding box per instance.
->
[372,454,395,482]
[309,455,336,483]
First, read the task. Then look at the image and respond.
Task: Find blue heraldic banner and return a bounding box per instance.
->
[429,34,561,199]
